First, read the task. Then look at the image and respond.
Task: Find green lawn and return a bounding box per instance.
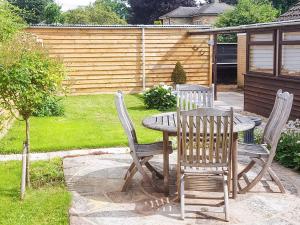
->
[0,159,71,225]
[0,94,163,154]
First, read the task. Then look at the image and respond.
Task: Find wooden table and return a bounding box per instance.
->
[142,112,255,198]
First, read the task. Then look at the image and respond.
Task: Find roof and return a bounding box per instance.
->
[277,1,300,21]
[159,2,234,19]
[188,19,300,35]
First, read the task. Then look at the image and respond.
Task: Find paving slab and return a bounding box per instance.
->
[64,152,300,225]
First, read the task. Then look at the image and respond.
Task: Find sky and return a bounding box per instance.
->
[55,0,205,12]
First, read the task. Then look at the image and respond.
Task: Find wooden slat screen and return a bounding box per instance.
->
[27,27,212,95]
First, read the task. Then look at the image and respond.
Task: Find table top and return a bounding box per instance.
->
[142,112,255,134]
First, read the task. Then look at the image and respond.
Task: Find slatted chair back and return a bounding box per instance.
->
[177,107,234,169]
[262,90,294,153]
[115,91,138,152]
[176,84,214,110]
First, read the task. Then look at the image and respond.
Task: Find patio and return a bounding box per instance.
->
[64,151,300,225]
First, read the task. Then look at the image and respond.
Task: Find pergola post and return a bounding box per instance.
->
[142,27,146,91]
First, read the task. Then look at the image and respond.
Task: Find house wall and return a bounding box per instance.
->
[162,18,193,25]
[192,15,218,25]
[237,33,246,87]
[27,27,212,95]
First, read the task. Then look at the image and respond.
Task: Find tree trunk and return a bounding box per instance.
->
[20,142,27,200]
[25,118,30,187]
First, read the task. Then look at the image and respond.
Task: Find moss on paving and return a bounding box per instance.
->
[0,94,163,154]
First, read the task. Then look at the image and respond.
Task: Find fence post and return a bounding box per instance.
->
[142,27,146,91]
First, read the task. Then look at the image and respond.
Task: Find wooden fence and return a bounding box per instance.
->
[27,26,212,95]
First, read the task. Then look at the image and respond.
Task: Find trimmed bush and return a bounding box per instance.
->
[143,84,176,111]
[171,61,186,84]
[33,96,64,117]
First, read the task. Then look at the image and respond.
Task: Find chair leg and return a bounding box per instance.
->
[180,174,185,220]
[122,167,137,192]
[268,168,286,193]
[145,162,164,179]
[223,174,229,222]
[124,162,135,180]
[238,160,256,179]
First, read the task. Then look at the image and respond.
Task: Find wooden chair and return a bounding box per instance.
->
[176,84,214,110]
[238,90,294,194]
[177,107,234,221]
[115,91,173,191]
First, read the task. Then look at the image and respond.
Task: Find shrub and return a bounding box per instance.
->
[275,119,300,170]
[30,158,65,189]
[171,62,186,84]
[143,84,176,111]
[32,96,64,117]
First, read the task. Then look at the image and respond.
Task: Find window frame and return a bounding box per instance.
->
[246,30,277,76]
[278,28,300,80]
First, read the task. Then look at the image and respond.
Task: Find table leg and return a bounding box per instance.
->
[163,131,170,196]
[232,133,238,199]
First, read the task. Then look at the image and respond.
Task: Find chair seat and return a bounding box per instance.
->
[135,141,173,157]
[238,143,270,158]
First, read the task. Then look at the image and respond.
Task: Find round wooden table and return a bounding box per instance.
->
[142,112,255,198]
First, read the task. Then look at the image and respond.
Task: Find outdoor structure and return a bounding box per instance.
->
[189,19,300,119]
[27,25,213,95]
[159,0,233,25]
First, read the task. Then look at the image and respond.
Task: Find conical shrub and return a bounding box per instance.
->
[171,61,186,84]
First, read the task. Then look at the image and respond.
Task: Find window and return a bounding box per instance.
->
[247,32,275,75]
[280,31,300,77]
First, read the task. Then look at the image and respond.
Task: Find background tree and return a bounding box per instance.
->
[271,0,298,13]
[0,33,66,199]
[8,0,54,23]
[215,0,279,42]
[63,1,126,25]
[0,0,26,42]
[44,2,62,24]
[128,0,196,24]
[97,0,129,20]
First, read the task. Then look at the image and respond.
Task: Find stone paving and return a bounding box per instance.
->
[64,152,300,225]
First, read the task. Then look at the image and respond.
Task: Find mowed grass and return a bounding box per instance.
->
[0,94,163,154]
[0,159,71,225]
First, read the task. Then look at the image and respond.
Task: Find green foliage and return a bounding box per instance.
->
[0,32,66,120]
[63,1,127,25]
[44,2,62,24]
[143,85,176,111]
[30,158,65,188]
[0,160,71,224]
[0,0,26,43]
[271,0,299,14]
[7,0,55,24]
[275,120,300,170]
[154,20,162,25]
[171,62,187,84]
[96,0,129,20]
[32,96,64,117]
[215,0,279,42]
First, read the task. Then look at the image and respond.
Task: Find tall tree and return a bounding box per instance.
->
[128,0,197,24]
[215,0,279,42]
[44,2,62,24]
[96,0,129,20]
[271,0,298,13]
[7,0,54,24]
[63,1,127,25]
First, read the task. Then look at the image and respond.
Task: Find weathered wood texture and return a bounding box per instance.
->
[244,74,300,119]
[27,27,212,95]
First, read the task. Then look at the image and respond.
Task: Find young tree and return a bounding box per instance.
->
[63,1,127,25]
[0,0,26,43]
[215,0,279,42]
[0,33,66,199]
[128,0,197,24]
